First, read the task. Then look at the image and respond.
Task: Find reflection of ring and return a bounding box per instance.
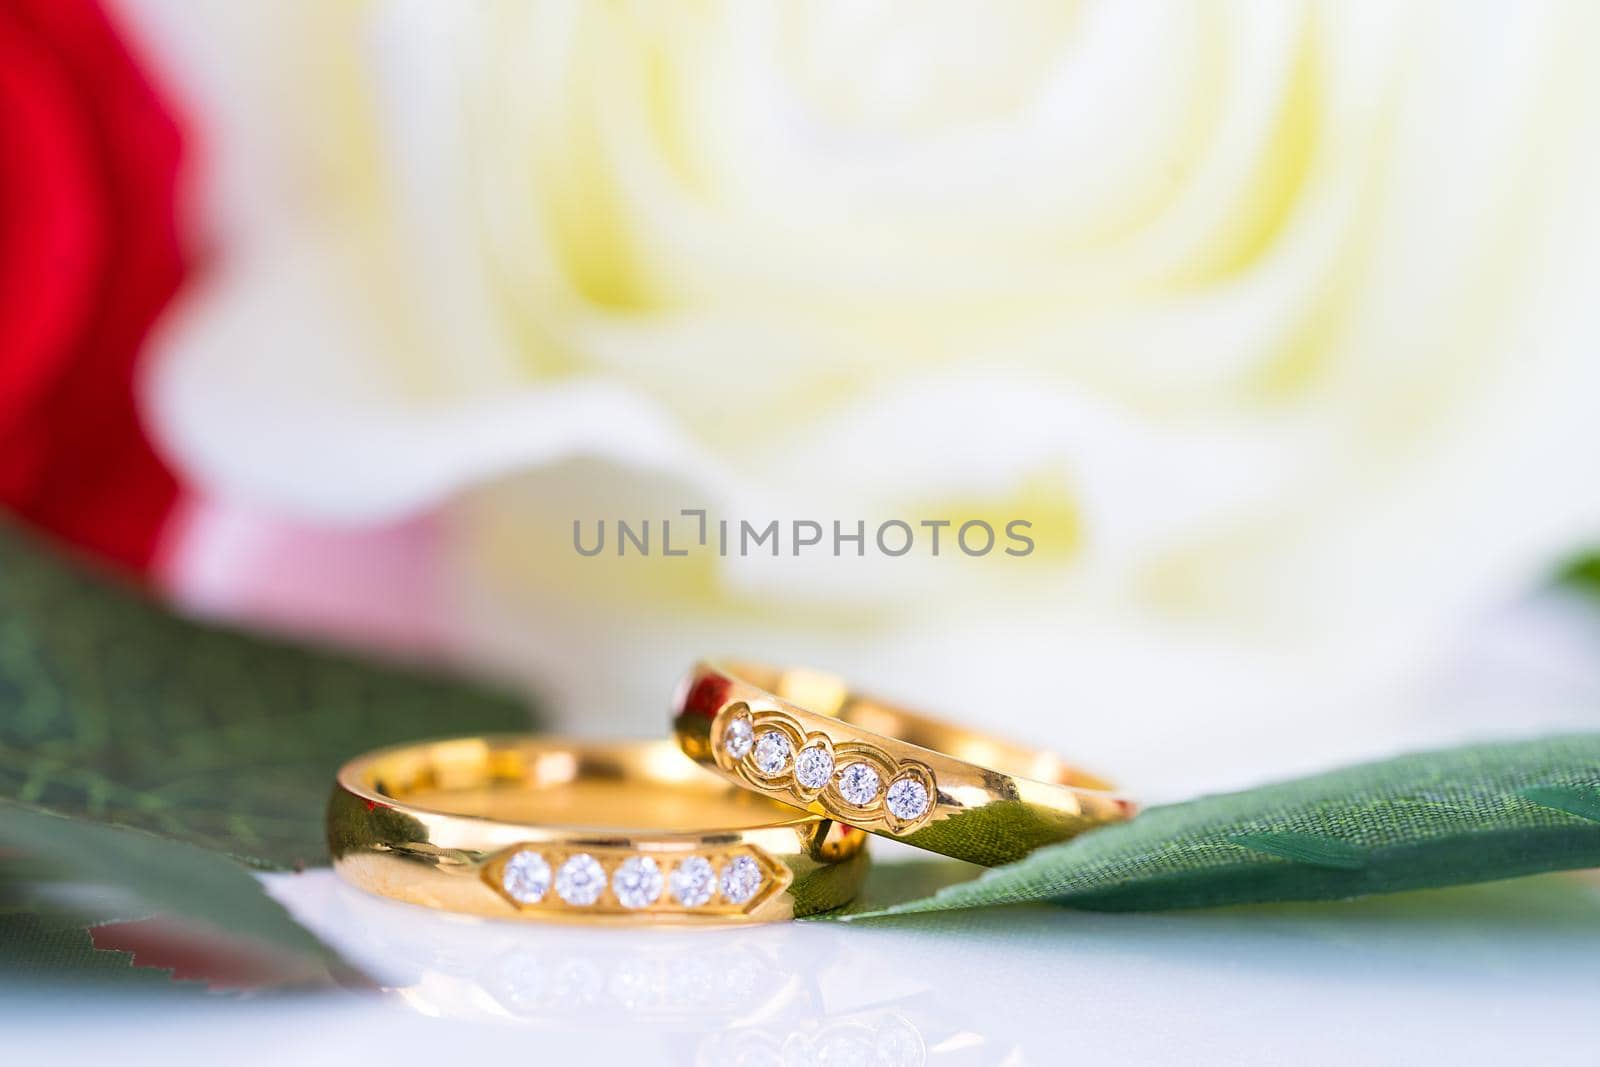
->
[673,662,1136,866]
[328,737,868,923]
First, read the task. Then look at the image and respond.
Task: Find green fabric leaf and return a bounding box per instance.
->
[1556,551,1600,599]
[0,909,199,990]
[0,522,535,988]
[0,802,338,971]
[0,803,343,992]
[0,521,534,870]
[1225,831,1368,870]
[845,733,1600,919]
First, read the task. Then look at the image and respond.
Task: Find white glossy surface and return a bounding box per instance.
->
[6,865,1600,1065]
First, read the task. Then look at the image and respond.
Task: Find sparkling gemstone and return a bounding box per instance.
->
[751,730,792,776]
[501,849,551,903]
[722,715,754,759]
[556,853,606,905]
[886,777,931,820]
[612,856,664,909]
[719,855,763,904]
[669,855,716,907]
[836,762,881,807]
[794,745,834,790]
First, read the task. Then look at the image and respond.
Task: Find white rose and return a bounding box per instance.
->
[130,0,1600,791]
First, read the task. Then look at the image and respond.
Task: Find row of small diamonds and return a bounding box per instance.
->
[723,716,931,822]
[501,850,763,909]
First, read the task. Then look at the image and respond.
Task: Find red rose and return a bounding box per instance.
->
[0,0,187,572]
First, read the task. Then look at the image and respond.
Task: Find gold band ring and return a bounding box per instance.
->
[672,662,1135,866]
[328,736,869,923]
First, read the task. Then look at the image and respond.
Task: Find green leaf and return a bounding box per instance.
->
[845,733,1600,919]
[0,522,535,987]
[1556,550,1600,599]
[0,801,338,967]
[0,909,199,990]
[0,802,347,992]
[1518,784,1600,823]
[1226,831,1368,870]
[819,857,986,918]
[0,521,534,870]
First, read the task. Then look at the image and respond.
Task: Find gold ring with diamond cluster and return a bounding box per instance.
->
[672,661,1135,867]
[328,736,867,924]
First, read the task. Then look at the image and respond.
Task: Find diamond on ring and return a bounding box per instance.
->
[886,776,931,821]
[556,853,606,906]
[722,714,754,759]
[794,745,834,790]
[751,730,792,776]
[719,855,763,904]
[502,849,551,903]
[669,856,715,907]
[837,762,881,807]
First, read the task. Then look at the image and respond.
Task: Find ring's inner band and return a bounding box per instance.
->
[348,737,817,831]
[722,662,1115,791]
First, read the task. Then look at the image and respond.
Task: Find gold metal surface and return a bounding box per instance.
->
[328,736,868,924]
[673,662,1137,866]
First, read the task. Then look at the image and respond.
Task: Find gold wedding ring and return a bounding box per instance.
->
[328,737,868,923]
[673,661,1135,866]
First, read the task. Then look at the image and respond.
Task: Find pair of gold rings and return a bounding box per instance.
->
[329,661,1134,924]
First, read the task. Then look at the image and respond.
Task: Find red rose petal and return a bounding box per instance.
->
[0,0,188,572]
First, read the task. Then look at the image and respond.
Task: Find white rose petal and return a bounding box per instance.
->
[132,0,1600,784]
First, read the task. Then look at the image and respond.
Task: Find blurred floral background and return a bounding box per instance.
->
[6,0,1600,799]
